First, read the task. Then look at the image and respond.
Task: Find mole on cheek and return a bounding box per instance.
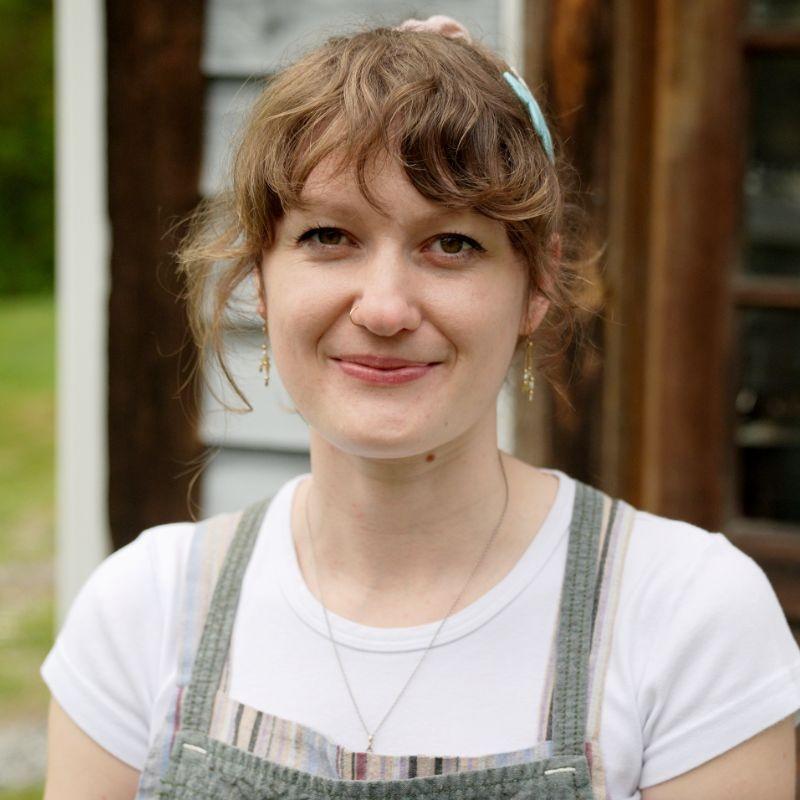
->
[426,453,436,462]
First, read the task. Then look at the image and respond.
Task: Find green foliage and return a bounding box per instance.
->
[0,0,54,295]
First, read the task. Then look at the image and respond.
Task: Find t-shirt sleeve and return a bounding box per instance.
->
[637,531,800,789]
[39,524,190,770]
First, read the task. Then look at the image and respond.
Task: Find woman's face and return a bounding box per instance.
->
[258,153,549,459]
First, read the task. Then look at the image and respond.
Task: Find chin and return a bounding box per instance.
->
[315,409,443,460]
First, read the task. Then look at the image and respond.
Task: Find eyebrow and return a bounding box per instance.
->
[293,197,472,225]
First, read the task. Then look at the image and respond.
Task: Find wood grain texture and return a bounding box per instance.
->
[602,0,657,503]
[541,0,612,488]
[732,275,800,309]
[640,0,745,529]
[106,0,205,548]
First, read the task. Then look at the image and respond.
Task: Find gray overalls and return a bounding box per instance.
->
[139,480,631,799]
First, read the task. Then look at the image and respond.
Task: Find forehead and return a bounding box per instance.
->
[294,151,494,230]
[299,152,427,213]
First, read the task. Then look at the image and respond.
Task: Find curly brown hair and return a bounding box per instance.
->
[177,24,594,412]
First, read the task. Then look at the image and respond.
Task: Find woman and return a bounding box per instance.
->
[41,17,800,800]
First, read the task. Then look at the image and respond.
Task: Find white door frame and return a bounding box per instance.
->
[54,0,110,627]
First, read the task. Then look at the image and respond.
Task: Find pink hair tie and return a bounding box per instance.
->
[394,15,472,43]
[394,14,554,164]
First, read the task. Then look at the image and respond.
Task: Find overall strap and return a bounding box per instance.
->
[550,480,615,757]
[179,498,270,734]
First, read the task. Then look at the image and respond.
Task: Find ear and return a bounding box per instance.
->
[521,291,550,337]
[252,265,267,321]
[519,233,560,337]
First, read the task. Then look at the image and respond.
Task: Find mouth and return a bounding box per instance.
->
[333,354,438,369]
[331,356,441,385]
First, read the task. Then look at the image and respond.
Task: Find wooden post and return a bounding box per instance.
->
[106,0,205,548]
[540,0,613,487]
[602,0,658,503]
[640,0,744,527]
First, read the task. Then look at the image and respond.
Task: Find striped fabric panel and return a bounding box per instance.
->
[582,501,636,800]
[135,511,243,798]
[586,500,636,736]
[538,497,636,800]
[182,511,244,678]
[535,495,636,800]
[207,687,555,780]
[536,601,560,743]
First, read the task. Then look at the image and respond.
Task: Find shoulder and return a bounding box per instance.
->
[38,520,197,769]
[39,510,251,768]
[609,506,800,787]
[46,508,248,671]
[620,507,771,623]
[64,520,197,619]
[44,519,202,675]
[616,506,784,661]
[85,520,199,621]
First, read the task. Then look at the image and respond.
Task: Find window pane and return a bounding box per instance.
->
[743,54,800,276]
[735,309,800,522]
[738,448,800,520]
[749,0,800,24]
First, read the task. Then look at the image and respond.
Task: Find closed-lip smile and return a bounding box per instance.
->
[334,354,437,369]
[331,354,441,385]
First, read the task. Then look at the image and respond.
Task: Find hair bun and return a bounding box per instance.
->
[394,15,472,43]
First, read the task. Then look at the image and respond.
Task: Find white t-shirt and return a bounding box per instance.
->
[41,469,800,799]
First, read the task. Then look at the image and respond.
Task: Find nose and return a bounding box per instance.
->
[349,246,422,336]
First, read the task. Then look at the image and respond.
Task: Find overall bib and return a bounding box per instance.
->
[137,480,635,799]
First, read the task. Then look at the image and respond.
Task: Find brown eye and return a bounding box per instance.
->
[316,228,344,246]
[297,227,348,247]
[439,235,466,254]
[430,234,483,259]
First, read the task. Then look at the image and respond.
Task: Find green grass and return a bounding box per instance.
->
[0,785,44,800]
[0,294,54,562]
[0,295,54,795]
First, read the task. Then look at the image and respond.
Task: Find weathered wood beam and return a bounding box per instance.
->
[106,0,205,548]
[640,0,745,529]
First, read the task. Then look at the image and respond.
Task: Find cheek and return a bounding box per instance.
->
[456,273,525,347]
[263,260,311,326]
[269,301,322,362]
[265,289,346,399]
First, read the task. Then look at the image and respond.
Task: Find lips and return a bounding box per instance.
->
[332,356,440,385]
[334,354,437,369]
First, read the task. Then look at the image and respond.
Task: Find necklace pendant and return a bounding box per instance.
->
[366,734,374,753]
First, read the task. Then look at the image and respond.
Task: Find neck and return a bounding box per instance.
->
[310,421,506,579]
[292,414,557,626]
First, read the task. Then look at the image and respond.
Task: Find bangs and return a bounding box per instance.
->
[233,27,559,247]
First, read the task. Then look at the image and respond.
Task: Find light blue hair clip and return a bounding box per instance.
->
[502,68,555,164]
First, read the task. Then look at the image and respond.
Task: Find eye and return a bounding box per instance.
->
[296,227,350,247]
[429,233,485,259]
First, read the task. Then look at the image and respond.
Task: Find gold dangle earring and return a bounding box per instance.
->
[521,335,535,402]
[259,324,270,386]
